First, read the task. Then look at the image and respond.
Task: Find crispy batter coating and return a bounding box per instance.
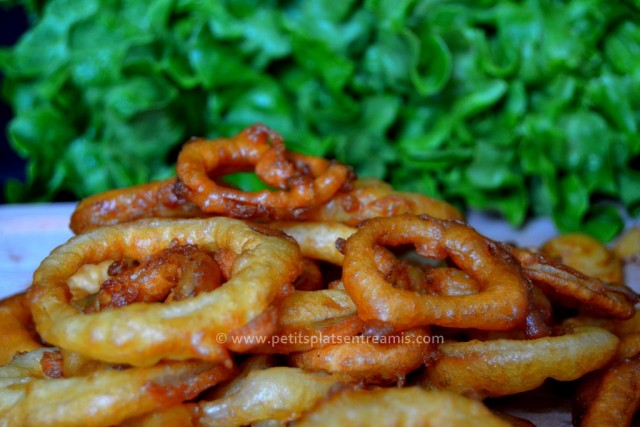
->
[0,293,41,365]
[69,178,203,234]
[421,326,619,399]
[0,350,233,427]
[306,177,463,224]
[175,124,354,220]
[541,233,623,284]
[341,214,532,331]
[197,367,344,426]
[290,327,432,385]
[294,387,510,427]
[27,217,301,367]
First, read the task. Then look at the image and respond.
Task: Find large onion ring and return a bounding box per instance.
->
[341,214,532,331]
[175,124,353,219]
[294,387,510,427]
[27,217,301,366]
[420,326,618,399]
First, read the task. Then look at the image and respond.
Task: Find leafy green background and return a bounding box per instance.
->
[1,0,639,241]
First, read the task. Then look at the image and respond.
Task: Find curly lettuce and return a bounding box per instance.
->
[1,0,639,241]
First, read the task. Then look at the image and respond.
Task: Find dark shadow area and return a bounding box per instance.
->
[0,6,29,204]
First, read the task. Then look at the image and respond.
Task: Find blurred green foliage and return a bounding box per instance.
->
[1,0,639,241]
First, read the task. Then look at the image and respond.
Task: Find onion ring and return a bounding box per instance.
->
[540,233,623,284]
[175,123,353,219]
[341,214,532,331]
[306,178,463,224]
[290,326,432,384]
[255,289,363,354]
[27,217,301,366]
[0,293,41,365]
[0,350,233,427]
[573,354,640,427]
[295,387,510,427]
[196,367,344,426]
[508,246,638,319]
[270,221,356,266]
[69,178,203,234]
[420,326,618,399]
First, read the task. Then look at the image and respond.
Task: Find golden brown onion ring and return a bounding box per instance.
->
[540,233,623,284]
[27,217,301,367]
[294,387,510,427]
[253,289,363,354]
[290,326,432,384]
[196,367,344,426]
[0,293,41,365]
[175,124,353,220]
[573,354,640,427]
[614,226,640,260]
[341,214,532,331]
[508,246,638,319]
[0,350,233,427]
[270,221,356,266]
[306,178,463,225]
[69,178,203,234]
[420,326,618,399]
[119,404,197,427]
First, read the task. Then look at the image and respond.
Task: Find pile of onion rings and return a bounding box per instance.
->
[2,124,639,426]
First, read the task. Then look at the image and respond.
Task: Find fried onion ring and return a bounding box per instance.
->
[69,178,203,234]
[420,326,618,399]
[573,355,640,427]
[27,217,301,366]
[540,233,623,284]
[294,387,510,427]
[270,221,356,266]
[175,124,353,219]
[255,289,363,354]
[290,326,432,384]
[196,367,344,426]
[508,246,638,319]
[306,178,463,224]
[0,293,41,365]
[341,214,532,331]
[0,350,233,427]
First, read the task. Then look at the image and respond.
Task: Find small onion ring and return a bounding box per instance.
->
[420,326,619,399]
[27,217,301,367]
[294,387,510,427]
[175,124,353,219]
[341,214,532,331]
